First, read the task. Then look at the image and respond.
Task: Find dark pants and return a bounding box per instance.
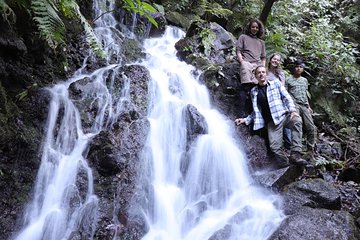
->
[238,83,256,118]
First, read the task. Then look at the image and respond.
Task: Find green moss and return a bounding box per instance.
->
[316,97,347,127]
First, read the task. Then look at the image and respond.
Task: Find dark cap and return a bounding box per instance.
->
[294,61,305,68]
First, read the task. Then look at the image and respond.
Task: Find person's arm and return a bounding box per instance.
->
[278,81,297,113]
[236,35,245,64]
[235,118,245,125]
[279,71,286,86]
[260,40,266,66]
[237,51,244,63]
[235,112,255,126]
[261,58,266,66]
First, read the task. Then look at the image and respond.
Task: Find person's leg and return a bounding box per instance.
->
[238,62,253,118]
[299,105,316,150]
[284,114,307,165]
[267,120,289,167]
[238,87,247,118]
[283,128,292,150]
[284,114,303,152]
[240,61,258,84]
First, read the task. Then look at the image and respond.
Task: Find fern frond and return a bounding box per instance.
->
[31,0,65,48]
[67,2,105,58]
[201,2,233,19]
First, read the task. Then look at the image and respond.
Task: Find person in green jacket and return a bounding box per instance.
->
[286,61,317,153]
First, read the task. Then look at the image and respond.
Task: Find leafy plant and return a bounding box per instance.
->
[201,2,233,21]
[31,0,66,48]
[199,28,216,56]
[1,0,159,56]
[265,0,360,126]
[122,0,158,28]
[314,155,345,171]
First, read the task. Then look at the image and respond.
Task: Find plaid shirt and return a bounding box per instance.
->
[285,76,309,107]
[245,79,297,130]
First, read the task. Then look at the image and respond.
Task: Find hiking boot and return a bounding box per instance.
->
[305,163,317,177]
[276,160,290,169]
[274,155,290,169]
[289,151,307,166]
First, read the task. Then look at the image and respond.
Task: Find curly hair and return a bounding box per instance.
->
[244,18,265,38]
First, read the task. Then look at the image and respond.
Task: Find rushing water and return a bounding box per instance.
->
[140,27,285,240]
[13,0,128,239]
[14,0,284,239]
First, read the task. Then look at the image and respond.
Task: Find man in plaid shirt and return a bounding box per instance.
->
[235,66,307,168]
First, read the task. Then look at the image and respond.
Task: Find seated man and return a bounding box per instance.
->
[235,66,307,168]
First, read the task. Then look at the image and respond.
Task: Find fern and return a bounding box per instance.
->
[201,2,233,20]
[31,0,65,48]
[61,0,104,57]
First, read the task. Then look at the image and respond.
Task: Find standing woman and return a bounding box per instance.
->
[236,18,266,118]
[267,53,285,85]
[268,53,291,148]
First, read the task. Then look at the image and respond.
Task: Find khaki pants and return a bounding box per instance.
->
[267,114,303,162]
[239,61,259,84]
[297,104,316,148]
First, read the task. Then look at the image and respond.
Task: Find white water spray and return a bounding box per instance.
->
[14,0,284,238]
[141,27,284,240]
[14,0,130,239]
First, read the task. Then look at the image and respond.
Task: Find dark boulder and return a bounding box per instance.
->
[282,178,341,215]
[270,207,360,240]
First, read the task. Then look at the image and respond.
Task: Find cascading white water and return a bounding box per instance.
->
[13,65,131,240]
[14,1,130,239]
[141,27,285,240]
[14,0,284,238]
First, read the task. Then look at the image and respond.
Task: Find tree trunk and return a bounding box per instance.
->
[259,0,277,26]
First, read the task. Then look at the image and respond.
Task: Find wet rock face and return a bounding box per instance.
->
[120,64,151,116]
[184,104,208,144]
[87,64,151,240]
[282,179,342,215]
[180,104,208,177]
[270,207,360,240]
[0,8,63,238]
[267,178,360,240]
[89,117,150,176]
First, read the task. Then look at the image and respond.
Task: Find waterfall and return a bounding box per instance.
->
[14,0,284,238]
[140,27,284,240]
[13,0,128,239]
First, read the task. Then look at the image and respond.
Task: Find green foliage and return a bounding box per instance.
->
[31,0,65,48]
[199,28,216,56]
[316,97,347,126]
[61,0,104,57]
[265,0,360,126]
[236,0,262,19]
[163,0,191,12]
[122,0,158,28]
[265,32,288,58]
[1,0,158,56]
[314,155,345,171]
[201,2,233,20]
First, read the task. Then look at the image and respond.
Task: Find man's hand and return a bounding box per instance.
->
[290,111,300,119]
[235,118,245,126]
